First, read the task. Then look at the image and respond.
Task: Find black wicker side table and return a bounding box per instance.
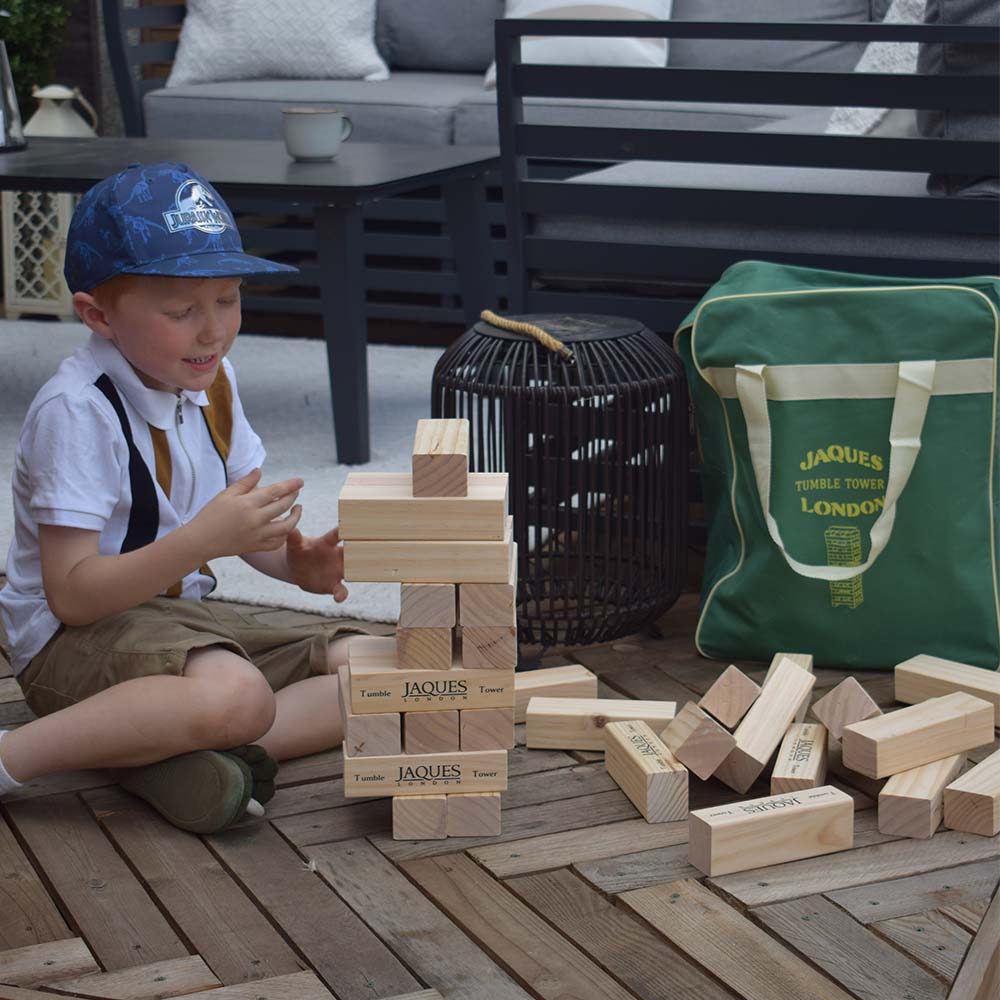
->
[432,312,688,650]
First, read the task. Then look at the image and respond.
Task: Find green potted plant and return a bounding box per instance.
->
[3,0,75,121]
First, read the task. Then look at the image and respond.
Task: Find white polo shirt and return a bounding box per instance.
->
[0,333,265,675]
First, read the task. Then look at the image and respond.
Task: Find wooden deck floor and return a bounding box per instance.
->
[1,593,997,1000]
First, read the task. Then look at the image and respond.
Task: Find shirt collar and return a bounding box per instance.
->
[88,333,210,430]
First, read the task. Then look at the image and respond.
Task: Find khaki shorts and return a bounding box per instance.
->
[17,597,366,718]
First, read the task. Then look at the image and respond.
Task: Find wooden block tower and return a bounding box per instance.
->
[338,419,516,840]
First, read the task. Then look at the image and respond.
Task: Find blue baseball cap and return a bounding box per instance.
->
[64,161,298,293]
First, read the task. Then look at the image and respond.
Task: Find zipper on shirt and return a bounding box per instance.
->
[174,393,197,514]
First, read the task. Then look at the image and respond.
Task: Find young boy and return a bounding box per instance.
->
[0,161,362,833]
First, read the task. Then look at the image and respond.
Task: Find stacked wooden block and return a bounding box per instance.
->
[338,419,517,840]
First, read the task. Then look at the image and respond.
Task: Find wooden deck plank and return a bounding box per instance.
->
[621,880,855,1000]
[506,868,732,999]
[161,970,334,999]
[43,955,219,999]
[0,813,72,950]
[203,821,419,999]
[948,882,999,1000]
[272,748,343,788]
[3,794,188,970]
[83,786,305,985]
[0,679,31,726]
[401,853,636,1000]
[940,898,989,934]
[871,909,971,980]
[753,896,946,1000]
[0,939,98,988]
[825,860,1000,925]
[708,829,1000,908]
[370,788,639,862]
[307,839,533,1000]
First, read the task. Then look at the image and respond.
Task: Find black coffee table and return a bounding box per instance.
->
[0,137,500,464]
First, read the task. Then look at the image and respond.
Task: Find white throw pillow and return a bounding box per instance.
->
[167,0,389,88]
[484,1,673,89]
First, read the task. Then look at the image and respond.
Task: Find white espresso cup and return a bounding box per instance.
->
[282,107,353,162]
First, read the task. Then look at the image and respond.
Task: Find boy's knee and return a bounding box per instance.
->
[183,648,276,748]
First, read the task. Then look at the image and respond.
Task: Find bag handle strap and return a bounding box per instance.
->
[734,359,937,581]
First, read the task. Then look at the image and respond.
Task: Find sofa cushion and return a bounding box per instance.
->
[144,73,487,145]
[669,0,876,71]
[533,159,994,267]
[376,0,503,72]
[917,0,999,196]
[454,89,805,145]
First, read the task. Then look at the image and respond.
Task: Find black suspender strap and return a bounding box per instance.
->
[94,374,159,553]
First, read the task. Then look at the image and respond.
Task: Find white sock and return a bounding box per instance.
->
[0,730,24,795]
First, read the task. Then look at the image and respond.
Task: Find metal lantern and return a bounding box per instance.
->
[432,313,688,649]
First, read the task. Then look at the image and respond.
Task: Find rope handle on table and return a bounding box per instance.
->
[480,309,576,365]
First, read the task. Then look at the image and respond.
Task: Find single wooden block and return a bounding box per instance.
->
[459,547,517,626]
[810,676,882,741]
[412,418,469,497]
[338,471,507,540]
[526,697,677,751]
[399,583,456,628]
[460,707,515,751]
[698,664,762,730]
[446,792,502,837]
[895,653,1000,727]
[688,784,854,877]
[403,710,460,754]
[348,636,514,715]
[396,627,454,670]
[713,658,816,793]
[944,747,1000,837]
[765,652,815,723]
[393,794,447,840]
[771,722,829,795]
[878,752,966,839]
[604,720,688,823]
[343,517,512,583]
[513,663,597,724]
[337,666,402,757]
[462,625,517,670]
[342,743,507,798]
[826,734,887,800]
[842,692,995,779]
[659,701,736,780]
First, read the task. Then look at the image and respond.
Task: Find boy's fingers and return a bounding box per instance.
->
[260,491,300,520]
[231,468,262,493]
[322,526,341,545]
[332,582,349,602]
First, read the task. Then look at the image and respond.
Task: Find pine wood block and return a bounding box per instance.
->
[459,547,517,626]
[810,676,882,741]
[659,701,736,780]
[604,720,688,823]
[513,663,597,724]
[337,666,401,757]
[446,792,502,837]
[348,636,514,715]
[766,652,815,723]
[771,722,829,794]
[343,517,512,583]
[342,744,507,798]
[396,627,454,670]
[460,707,515,751]
[403,710,460,754]
[0,938,98,988]
[412,418,469,497]
[878,752,966,839]
[399,584,456,628]
[338,471,507,541]
[393,795,447,840]
[713,657,816,793]
[895,653,1000,726]
[697,664,762,729]
[944,747,1000,836]
[525,697,677,751]
[461,625,517,670]
[842,692,995,779]
[826,735,888,799]
[688,784,854,876]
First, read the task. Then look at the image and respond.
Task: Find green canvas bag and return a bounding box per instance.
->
[674,261,1000,670]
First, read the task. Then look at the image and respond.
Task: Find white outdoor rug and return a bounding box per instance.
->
[0,318,445,623]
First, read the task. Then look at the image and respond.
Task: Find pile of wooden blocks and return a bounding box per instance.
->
[337,419,517,840]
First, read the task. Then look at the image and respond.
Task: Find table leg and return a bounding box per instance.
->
[444,173,496,326]
[315,202,369,465]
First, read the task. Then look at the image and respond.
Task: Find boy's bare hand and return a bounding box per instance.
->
[286,525,349,602]
[190,469,304,559]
